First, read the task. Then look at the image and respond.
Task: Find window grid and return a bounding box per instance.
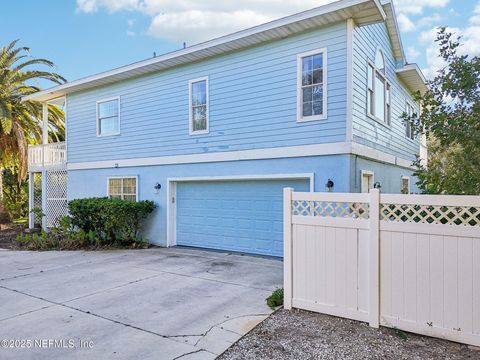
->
[189,78,209,135]
[297,48,327,122]
[97,98,120,136]
[367,49,390,126]
[405,103,415,140]
[108,177,137,201]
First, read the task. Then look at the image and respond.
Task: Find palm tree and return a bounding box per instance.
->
[0,40,66,220]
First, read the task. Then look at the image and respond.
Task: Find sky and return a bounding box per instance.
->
[1,0,479,88]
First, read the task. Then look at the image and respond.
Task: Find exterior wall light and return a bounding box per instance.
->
[154,183,162,194]
[374,182,382,190]
[325,179,334,192]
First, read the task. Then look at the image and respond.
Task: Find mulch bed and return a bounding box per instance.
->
[0,224,25,249]
[219,309,479,360]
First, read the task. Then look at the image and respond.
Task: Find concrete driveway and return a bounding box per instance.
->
[0,247,283,359]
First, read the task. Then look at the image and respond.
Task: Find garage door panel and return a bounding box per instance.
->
[176,179,309,257]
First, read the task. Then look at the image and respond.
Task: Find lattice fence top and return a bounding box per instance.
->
[292,200,370,219]
[380,203,480,227]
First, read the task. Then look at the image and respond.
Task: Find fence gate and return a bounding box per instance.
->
[284,188,480,347]
[45,169,68,228]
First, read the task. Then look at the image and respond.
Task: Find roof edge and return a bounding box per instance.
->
[24,0,384,102]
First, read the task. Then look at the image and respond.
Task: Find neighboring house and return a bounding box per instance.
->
[25,0,427,257]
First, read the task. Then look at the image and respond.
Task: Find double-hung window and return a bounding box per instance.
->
[405,102,415,140]
[297,49,327,121]
[189,77,209,135]
[97,97,120,136]
[108,177,137,201]
[367,49,391,126]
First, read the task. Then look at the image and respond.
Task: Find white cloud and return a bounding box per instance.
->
[76,0,140,13]
[470,2,480,25]
[398,13,416,32]
[126,19,136,37]
[420,24,480,79]
[148,10,272,44]
[75,0,336,43]
[407,46,420,59]
[394,0,449,15]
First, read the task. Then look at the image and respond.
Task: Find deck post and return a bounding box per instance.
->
[283,187,294,310]
[42,102,49,145]
[368,188,380,328]
[28,172,35,229]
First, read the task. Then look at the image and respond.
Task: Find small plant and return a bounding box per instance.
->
[30,207,45,227]
[393,327,408,341]
[266,288,284,309]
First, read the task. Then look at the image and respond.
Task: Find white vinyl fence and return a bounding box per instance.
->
[283,188,480,346]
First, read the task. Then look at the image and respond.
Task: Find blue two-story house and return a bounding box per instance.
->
[25,0,427,257]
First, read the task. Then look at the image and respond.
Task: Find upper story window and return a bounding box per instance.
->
[97,97,120,136]
[297,48,327,122]
[108,177,137,201]
[405,102,415,140]
[189,77,209,135]
[367,49,391,126]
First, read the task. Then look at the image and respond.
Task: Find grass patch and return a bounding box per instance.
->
[266,288,284,309]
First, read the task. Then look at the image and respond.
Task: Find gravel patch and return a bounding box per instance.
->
[219,309,478,360]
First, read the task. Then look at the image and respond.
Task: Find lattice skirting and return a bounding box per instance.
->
[46,169,68,228]
[33,173,43,226]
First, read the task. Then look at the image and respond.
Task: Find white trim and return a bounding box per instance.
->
[107,175,138,201]
[361,170,375,193]
[346,18,354,141]
[22,0,386,103]
[296,48,328,122]
[28,172,34,229]
[42,103,49,145]
[401,175,410,194]
[67,141,417,171]
[96,96,121,137]
[166,173,314,247]
[188,76,210,135]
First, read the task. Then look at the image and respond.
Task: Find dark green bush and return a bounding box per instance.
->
[68,197,156,245]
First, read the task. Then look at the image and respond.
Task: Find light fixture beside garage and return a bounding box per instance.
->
[154,182,161,194]
[325,179,334,192]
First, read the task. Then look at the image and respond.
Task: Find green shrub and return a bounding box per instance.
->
[266,288,284,309]
[68,197,156,245]
[15,198,155,250]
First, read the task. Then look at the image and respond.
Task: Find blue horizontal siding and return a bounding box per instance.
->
[67,155,351,246]
[352,22,420,161]
[67,22,348,163]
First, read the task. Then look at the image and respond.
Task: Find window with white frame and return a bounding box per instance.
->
[189,77,209,134]
[297,49,327,121]
[367,49,391,125]
[108,177,137,201]
[401,176,410,194]
[405,102,415,140]
[361,170,374,193]
[97,97,120,136]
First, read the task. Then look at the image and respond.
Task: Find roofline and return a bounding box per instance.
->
[396,63,429,94]
[23,0,387,102]
[385,0,405,61]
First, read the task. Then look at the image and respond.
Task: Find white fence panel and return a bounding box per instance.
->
[284,188,480,347]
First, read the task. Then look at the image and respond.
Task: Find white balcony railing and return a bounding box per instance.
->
[28,142,66,171]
